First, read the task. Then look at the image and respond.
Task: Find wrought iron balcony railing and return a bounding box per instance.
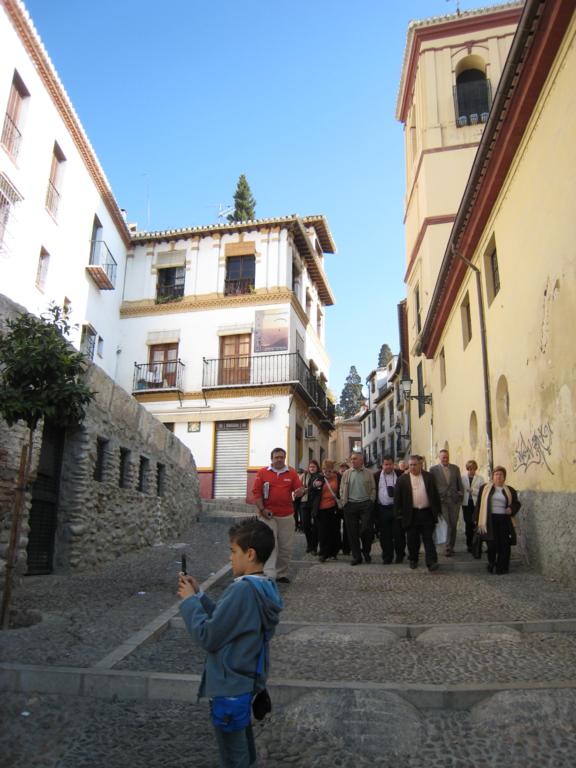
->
[45,180,61,218]
[156,282,185,302]
[224,277,255,296]
[453,78,492,127]
[86,239,117,290]
[133,360,185,392]
[1,113,22,159]
[202,351,335,426]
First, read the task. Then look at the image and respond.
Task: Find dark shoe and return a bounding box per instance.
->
[318,556,327,563]
[486,564,495,574]
[409,561,418,570]
[350,559,362,566]
[382,558,393,565]
[364,554,372,564]
[277,576,291,583]
[445,549,453,557]
[428,562,439,572]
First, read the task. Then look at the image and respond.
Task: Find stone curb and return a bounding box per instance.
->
[93,561,232,669]
[2,661,576,710]
[191,617,576,638]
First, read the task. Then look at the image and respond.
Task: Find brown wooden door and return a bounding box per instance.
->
[149,343,178,387]
[219,334,251,385]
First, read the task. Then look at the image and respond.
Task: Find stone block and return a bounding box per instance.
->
[148,672,200,701]
[19,665,83,696]
[83,670,148,700]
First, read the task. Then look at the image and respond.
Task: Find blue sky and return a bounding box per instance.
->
[24,0,507,398]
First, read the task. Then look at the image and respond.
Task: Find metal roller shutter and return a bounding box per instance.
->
[213,421,248,498]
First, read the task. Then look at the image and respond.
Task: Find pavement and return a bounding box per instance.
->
[1,514,576,767]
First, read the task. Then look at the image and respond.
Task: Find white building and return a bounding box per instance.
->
[0,0,130,379]
[361,355,409,466]
[116,216,336,499]
[0,0,337,501]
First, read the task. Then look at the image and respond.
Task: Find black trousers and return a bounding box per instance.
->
[316,506,341,558]
[462,503,475,550]
[343,500,373,561]
[487,514,512,573]
[374,503,406,563]
[301,503,318,553]
[406,508,438,567]
[340,513,350,554]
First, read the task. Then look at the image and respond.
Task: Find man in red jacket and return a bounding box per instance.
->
[253,447,305,583]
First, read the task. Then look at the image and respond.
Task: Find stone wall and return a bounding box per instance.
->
[0,293,200,579]
[517,491,576,587]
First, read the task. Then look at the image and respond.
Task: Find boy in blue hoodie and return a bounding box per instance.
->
[178,518,283,768]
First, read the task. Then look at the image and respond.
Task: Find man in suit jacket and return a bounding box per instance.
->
[373,455,405,564]
[430,449,464,556]
[394,455,442,571]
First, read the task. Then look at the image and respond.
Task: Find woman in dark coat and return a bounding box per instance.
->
[475,465,521,574]
[299,460,321,554]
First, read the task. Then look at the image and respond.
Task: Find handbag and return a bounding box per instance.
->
[252,688,272,720]
[211,693,252,732]
[472,528,483,559]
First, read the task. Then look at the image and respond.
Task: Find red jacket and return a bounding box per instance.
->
[252,466,302,517]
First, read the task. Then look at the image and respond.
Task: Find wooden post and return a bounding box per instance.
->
[0,441,29,630]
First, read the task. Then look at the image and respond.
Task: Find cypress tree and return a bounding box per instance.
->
[338,366,366,419]
[227,175,256,222]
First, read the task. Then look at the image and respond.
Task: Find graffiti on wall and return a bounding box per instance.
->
[512,422,554,475]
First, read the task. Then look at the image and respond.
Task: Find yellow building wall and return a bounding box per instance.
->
[401,14,518,465]
[427,15,576,492]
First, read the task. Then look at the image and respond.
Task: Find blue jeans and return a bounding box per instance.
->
[214,724,256,768]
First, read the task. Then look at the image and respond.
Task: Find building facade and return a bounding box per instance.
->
[0,0,337,513]
[117,216,336,499]
[397,0,576,583]
[396,2,522,466]
[0,0,130,379]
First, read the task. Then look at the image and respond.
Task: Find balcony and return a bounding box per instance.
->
[202,351,335,427]
[156,282,184,303]
[133,360,185,392]
[1,113,22,159]
[45,180,61,218]
[224,277,255,296]
[86,239,117,290]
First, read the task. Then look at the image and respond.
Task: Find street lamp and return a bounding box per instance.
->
[401,377,432,406]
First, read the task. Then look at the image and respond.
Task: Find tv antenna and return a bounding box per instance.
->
[207,203,234,222]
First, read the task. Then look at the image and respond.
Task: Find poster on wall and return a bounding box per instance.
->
[254,309,289,353]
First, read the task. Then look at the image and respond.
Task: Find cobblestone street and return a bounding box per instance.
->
[2,515,576,767]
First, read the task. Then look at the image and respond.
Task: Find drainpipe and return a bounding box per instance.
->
[451,246,493,473]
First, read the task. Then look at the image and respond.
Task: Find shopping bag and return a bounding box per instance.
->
[434,517,448,545]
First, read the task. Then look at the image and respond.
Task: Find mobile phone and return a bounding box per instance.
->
[181,554,187,575]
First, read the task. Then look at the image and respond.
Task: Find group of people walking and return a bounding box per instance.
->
[180,447,522,768]
[287,448,521,577]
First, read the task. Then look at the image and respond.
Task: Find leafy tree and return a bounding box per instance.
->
[227,174,256,222]
[378,343,393,368]
[0,305,95,628]
[338,366,366,419]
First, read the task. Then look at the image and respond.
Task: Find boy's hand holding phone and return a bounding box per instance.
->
[177,573,199,599]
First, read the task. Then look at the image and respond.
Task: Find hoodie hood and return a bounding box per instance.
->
[240,575,283,631]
